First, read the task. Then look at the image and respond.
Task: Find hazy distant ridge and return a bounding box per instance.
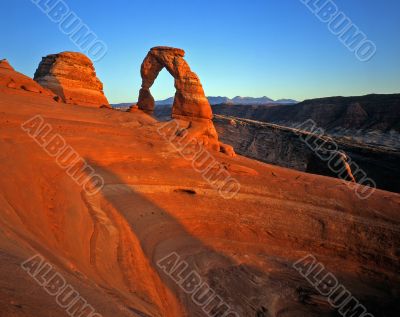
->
[112,96,298,108]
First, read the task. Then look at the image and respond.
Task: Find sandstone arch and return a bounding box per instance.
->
[137,46,212,120]
[136,47,235,156]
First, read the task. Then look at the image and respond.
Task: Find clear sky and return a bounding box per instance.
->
[1,0,399,103]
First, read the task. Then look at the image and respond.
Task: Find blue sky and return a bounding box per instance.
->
[1,0,399,103]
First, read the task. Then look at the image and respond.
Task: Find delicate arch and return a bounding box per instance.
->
[137,47,212,120]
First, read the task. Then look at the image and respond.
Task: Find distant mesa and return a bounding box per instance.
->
[113,96,298,109]
[137,46,234,155]
[157,96,298,106]
[34,52,110,108]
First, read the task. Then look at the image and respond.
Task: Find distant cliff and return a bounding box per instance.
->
[212,94,400,149]
[214,115,400,193]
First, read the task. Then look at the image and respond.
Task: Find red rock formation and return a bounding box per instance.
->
[0,59,54,96]
[34,52,109,108]
[0,59,14,71]
[138,47,212,120]
[1,86,399,317]
[137,47,234,154]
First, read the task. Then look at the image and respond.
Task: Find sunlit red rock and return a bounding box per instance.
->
[0,49,398,317]
[0,59,54,96]
[0,59,14,70]
[34,51,109,108]
[0,72,399,317]
[138,47,211,119]
[137,47,233,154]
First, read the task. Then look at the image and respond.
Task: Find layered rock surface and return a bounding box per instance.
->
[34,52,109,107]
[0,88,399,317]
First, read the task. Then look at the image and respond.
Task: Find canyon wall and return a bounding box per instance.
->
[212,94,400,149]
[214,115,400,193]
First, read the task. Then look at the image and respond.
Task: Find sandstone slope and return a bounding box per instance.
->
[0,85,399,317]
[0,59,55,97]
